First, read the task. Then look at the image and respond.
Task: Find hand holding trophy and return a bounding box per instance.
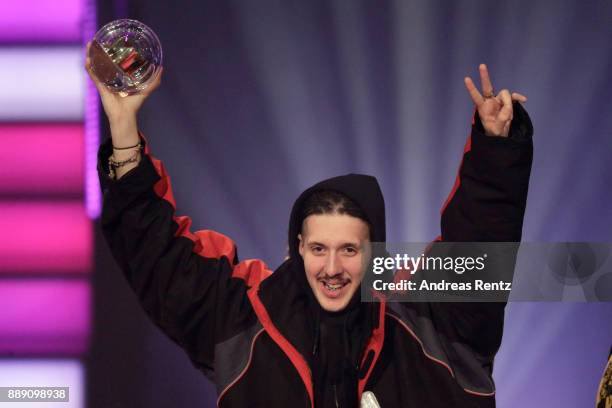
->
[85,19,163,123]
[85,19,163,178]
[88,19,162,97]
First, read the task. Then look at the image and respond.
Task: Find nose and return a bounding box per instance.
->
[324,251,343,277]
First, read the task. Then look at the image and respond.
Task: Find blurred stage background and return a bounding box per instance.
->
[0,0,610,407]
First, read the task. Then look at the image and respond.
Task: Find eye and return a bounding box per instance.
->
[310,245,325,255]
[343,247,358,256]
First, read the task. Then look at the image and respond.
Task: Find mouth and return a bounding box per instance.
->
[319,279,350,299]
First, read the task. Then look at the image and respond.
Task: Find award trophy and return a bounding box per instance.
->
[88,19,162,96]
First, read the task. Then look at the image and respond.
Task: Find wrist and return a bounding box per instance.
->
[109,115,139,147]
[108,112,137,130]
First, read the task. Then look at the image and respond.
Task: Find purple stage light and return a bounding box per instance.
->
[0,280,90,355]
[83,0,100,218]
[0,0,83,43]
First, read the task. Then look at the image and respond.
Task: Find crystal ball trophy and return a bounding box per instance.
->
[88,19,162,96]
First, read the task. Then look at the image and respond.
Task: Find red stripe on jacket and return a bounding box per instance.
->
[440,133,472,216]
[358,295,386,399]
[440,110,477,216]
[247,281,315,408]
[144,142,237,263]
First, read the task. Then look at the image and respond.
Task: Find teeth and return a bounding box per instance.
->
[323,282,345,291]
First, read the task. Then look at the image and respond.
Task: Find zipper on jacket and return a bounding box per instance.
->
[334,384,339,408]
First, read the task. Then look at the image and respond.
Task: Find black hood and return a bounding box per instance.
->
[287,173,386,262]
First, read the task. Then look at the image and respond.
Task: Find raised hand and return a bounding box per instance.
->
[464,64,527,137]
[85,41,163,150]
[84,41,163,123]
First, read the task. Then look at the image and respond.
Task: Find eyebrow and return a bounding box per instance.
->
[307,241,360,248]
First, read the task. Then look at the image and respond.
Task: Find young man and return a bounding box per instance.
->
[88,50,533,407]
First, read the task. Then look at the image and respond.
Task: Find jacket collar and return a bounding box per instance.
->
[248,258,384,406]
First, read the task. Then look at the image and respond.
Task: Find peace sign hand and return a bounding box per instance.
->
[464,64,527,137]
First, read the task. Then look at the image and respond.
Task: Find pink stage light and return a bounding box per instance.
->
[0,124,84,194]
[0,0,83,43]
[0,202,91,273]
[0,280,90,355]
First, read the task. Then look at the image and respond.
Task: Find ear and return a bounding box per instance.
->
[298,233,305,257]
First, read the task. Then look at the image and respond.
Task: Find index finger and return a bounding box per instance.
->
[464,76,484,106]
[479,64,494,97]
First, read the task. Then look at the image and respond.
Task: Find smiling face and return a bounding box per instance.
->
[298,213,371,312]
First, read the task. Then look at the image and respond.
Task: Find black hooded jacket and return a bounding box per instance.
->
[287,173,385,408]
[97,103,533,407]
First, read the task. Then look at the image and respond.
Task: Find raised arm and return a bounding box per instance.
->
[433,64,533,384]
[86,48,262,375]
[85,41,160,179]
[441,64,533,242]
[392,65,533,397]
